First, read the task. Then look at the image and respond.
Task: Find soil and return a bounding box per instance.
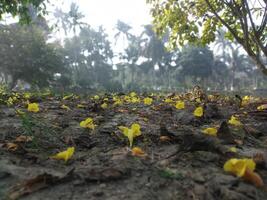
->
[0,91,267,200]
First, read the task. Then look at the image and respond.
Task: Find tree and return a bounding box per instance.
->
[178,45,214,87]
[0,0,47,23]
[64,26,113,90]
[0,23,65,88]
[147,0,267,75]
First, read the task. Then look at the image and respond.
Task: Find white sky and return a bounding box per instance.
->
[49,0,152,34]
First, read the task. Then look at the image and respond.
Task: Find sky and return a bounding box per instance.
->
[49,0,152,35]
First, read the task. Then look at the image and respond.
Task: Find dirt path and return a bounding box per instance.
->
[0,92,267,200]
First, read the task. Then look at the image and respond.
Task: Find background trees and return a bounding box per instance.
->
[0,1,266,93]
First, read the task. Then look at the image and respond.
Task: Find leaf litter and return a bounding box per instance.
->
[0,88,267,199]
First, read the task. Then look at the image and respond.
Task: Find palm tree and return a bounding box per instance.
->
[114,20,133,47]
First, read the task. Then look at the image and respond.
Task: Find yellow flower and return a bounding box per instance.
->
[241,95,251,106]
[94,95,100,100]
[61,104,70,110]
[63,94,73,100]
[131,97,140,103]
[228,115,242,126]
[119,123,141,147]
[223,158,256,177]
[23,92,31,99]
[77,104,86,108]
[202,127,217,136]
[196,98,201,103]
[257,104,267,111]
[175,101,185,109]
[27,103,39,113]
[80,118,95,129]
[193,106,203,117]
[229,147,237,153]
[113,99,123,106]
[164,98,173,103]
[144,97,153,105]
[101,102,108,109]
[130,92,137,97]
[50,147,75,162]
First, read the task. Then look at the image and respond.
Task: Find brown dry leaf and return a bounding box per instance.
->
[6,143,18,151]
[131,147,146,157]
[160,136,171,142]
[8,169,74,200]
[243,169,264,188]
[15,135,33,143]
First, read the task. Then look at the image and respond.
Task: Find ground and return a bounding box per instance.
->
[0,89,267,200]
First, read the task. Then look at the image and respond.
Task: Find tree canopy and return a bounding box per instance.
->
[147,0,267,75]
[0,0,47,23]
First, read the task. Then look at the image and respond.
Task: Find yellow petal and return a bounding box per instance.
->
[118,126,129,137]
[202,127,217,136]
[80,118,95,129]
[131,123,141,137]
[50,147,75,162]
[144,97,153,105]
[257,104,267,111]
[223,158,256,177]
[101,103,108,109]
[228,116,242,126]
[193,106,203,117]
[61,104,70,110]
[27,103,39,113]
[128,130,134,147]
[229,147,237,153]
[175,101,185,109]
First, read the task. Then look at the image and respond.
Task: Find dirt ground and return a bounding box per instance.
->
[0,90,267,200]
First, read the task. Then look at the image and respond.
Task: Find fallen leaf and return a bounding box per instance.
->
[243,169,264,187]
[8,169,74,200]
[131,147,146,157]
[15,135,33,143]
[6,143,18,151]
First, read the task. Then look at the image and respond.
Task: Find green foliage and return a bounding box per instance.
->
[0,23,65,88]
[0,0,47,23]
[147,0,267,74]
[179,45,214,79]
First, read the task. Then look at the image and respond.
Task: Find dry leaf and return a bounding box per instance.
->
[243,169,264,187]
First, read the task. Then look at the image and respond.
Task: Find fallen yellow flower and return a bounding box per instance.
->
[193,106,203,117]
[257,104,267,111]
[119,123,141,147]
[27,103,39,113]
[61,104,70,110]
[94,95,100,100]
[223,158,255,177]
[229,147,237,153]
[228,115,242,126]
[50,147,75,162]
[101,102,108,109]
[144,97,153,105]
[80,117,95,129]
[202,127,217,136]
[175,101,185,109]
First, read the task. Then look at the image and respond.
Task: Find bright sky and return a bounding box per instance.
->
[50,0,152,34]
